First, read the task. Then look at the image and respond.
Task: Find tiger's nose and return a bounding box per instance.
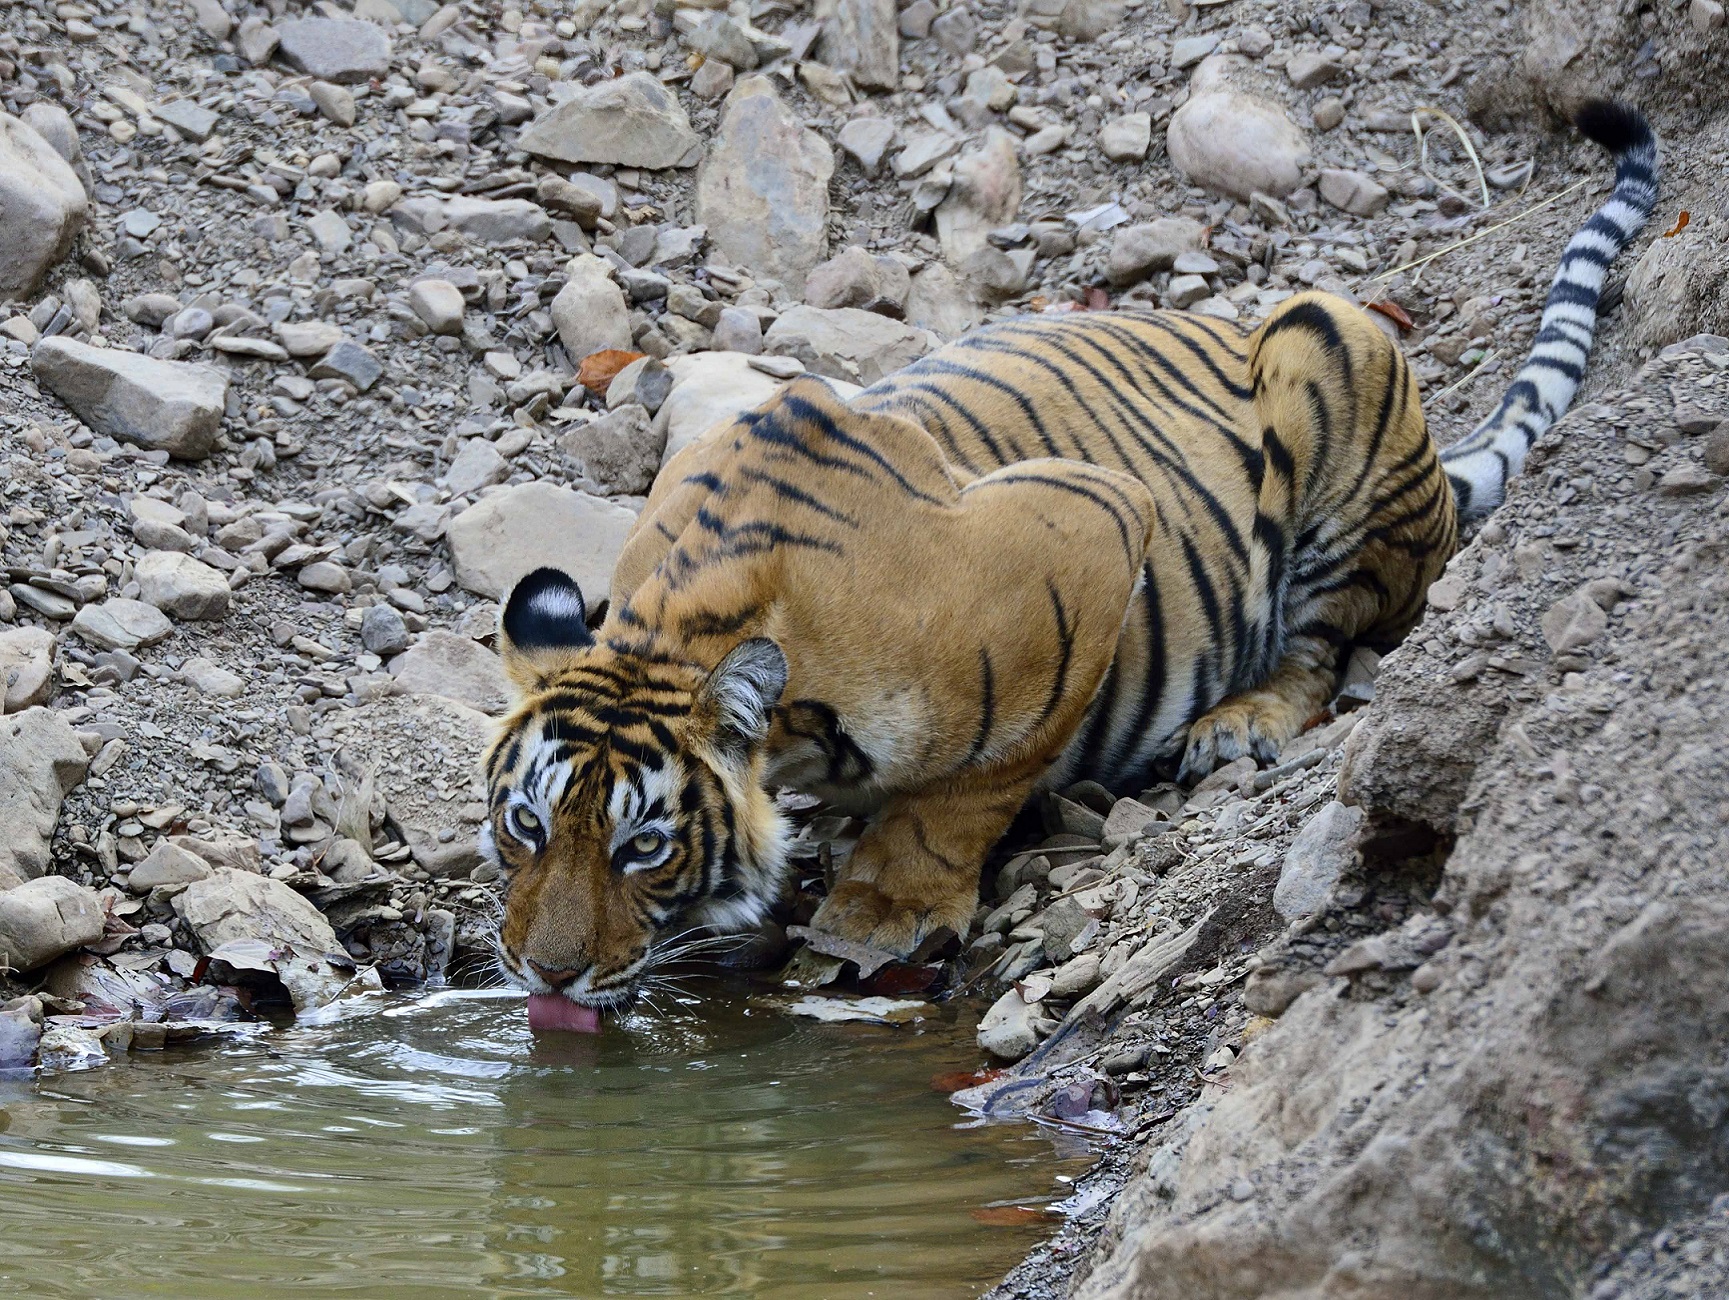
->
[527,959,585,989]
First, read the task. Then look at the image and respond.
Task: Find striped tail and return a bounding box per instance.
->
[1441,101,1658,521]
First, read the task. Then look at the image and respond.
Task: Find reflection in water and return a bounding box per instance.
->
[0,985,1086,1299]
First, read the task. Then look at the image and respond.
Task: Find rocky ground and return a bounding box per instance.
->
[0,0,1726,1294]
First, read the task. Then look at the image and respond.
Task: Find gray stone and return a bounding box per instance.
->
[657,351,786,464]
[440,197,551,245]
[559,403,666,496]
[305,209,351,255]
[1319,168,1390,217]
[605,357,674,414]
[816,0,898,90]
[1273,800,1364,921]
[0,709,87,892]
[904,263,983,339]
[309,81,356,127]
[154,99,219,142]
[361,604,411,656]
[684,11,758,69]
[391,630,510,714]
[0,1003,39,1070]
[1101,111,1153,163]
[235,16,279,65]
[550,254,632,362]
[275,18,391,84]
[1167,90,1312,201]
[712,307,764,355]
[696,77,834,298]
[935,128,1021,266]
[123,294,181,328]
[0,627,54,714]
[764,305,931,385]
[182,657,245,698]
[1541,588,1610,654]
[977,987,1056,1060]
[838,116,897,175]
[443,437,506,498]
[31,338,227,459]
[127,841,212,890]
[0,113,86,299]
[274,321,343,358]
[308,338,383,392]
[69,598,173,653]
[1287,49,1345,90]
[409,279,465,335]
[445,482,638,606]
[1106,217,1208,286]
[518,72,701,170]
[136,551,230,621]
[0,876,104,973]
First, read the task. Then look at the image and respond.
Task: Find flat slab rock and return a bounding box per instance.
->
[274,18,391,84]
[518,71,701,170]
[31,338,227,460]
[444,481,637,606]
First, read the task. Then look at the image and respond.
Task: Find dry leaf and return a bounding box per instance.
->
[1367,299,1414,331]
[577,349,646,395]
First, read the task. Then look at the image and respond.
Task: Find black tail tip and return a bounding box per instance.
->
[1574,99,1654,155]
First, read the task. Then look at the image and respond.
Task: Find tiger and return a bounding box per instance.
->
[481,101,1658,1027]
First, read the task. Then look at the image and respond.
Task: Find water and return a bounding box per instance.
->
[0,986,1086,1299]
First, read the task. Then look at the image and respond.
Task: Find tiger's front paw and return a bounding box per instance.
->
[810,880,975,958]
[1177,698,1291,782]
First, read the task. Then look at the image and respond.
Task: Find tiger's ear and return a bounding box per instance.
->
[695,638,787,759]
[499,567,592,689]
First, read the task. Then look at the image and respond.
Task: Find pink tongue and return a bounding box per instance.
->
[526,994,603,1034]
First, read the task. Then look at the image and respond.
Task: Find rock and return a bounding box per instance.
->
[1695,0,1727,32]
[408,279,465,335]
[391,630,509,715]
[839,116,897,175]
[0,113,87,299]
[816,0,898,90]
[1038,896,1095,962]
[1313,96,1346,132]
[1106,218,1208,286]
[1049,951,1103,999]
[127,841,212,890]
[0,709,86,892]
[977,987,1056,1060]
[536,175,603,227]
[440,196,551,245]
[1657,464,1721,496]
[804,245,908,311]
[1167,90,1311,200]
[0,1003,39,1070]
[443,438,506,498]
[518,71,702,170]
[712,307,764,354]
[1319,168,1390,217]
[1101,112,1153,163]
[135,552,230,622]
[181,657,245,698]
[1705,425,1729,477]
[934,128,1021,266]
[0,627,53,714]
[21,102,90,198]
[69,598,172,652]
[696,77,834,298]
[154,99,219,143]
[1286,49,1344,89]
[1624,224,1727,351]
[361,604,411,656]
[174,869,366,1015]
[1102,797,1161,842]
[684,11,758,69]
[308,338,383,392]
[559,403,666,496]
[689,56,734,102]
[274,18,391,83]
[765,306,930,385]
[1540,588,1609,654]
[31,339,226,460]
[550,254,633,362]
[1170,32,1222,67]
[606,356,674,413]
[445,482,638,606]
[0,877,104,973]
[309,81,356,127]
[1242,966,1323,1017]
[274,321,344,358]
[904,263,983,339]
[657,351,787,464]
[1273,800,1364,921]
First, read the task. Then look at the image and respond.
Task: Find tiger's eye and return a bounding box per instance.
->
[509,807,542,841]
[630,831,665,856]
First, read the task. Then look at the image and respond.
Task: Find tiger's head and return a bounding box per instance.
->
[482,567,791,1021]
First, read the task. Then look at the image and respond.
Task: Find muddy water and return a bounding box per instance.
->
[0,988,1086,1299]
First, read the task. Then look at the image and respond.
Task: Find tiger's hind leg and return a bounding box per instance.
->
[1176,631,1342,780]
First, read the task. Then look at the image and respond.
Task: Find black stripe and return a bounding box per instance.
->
[965,648,996,764]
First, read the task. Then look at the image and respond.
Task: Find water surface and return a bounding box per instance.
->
[0,987,1084,1299]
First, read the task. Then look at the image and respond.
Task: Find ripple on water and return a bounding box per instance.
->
[0,985,1088,1300]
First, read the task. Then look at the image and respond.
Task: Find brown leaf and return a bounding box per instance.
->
[970,1205,1063,1226]
[930,1067,1006,1093]
[1663,210,1690,238]
[577,349,647,395]
[1366,298,1413,331]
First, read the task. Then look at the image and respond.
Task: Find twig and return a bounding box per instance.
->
[1427,348,1501,404]
[1411,105,1490,211]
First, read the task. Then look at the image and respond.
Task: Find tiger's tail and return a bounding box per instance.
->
[1440,100,1658,521]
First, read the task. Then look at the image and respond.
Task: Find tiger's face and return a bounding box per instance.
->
[483,568,790,1020]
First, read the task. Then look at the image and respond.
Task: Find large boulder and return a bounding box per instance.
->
[1166,89,1311,201]
[518,71,702,170]
[934,128,1022,266]
[390,630,509,715]
[815,0,899,90]
[656,352,786,466]
[0,113,86,299]
[695,77,834,298]
[444,481,638,606]
[0,876,104,973]
[0,708,88,892]
[31,339,228,460]
[764,305,932,386]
